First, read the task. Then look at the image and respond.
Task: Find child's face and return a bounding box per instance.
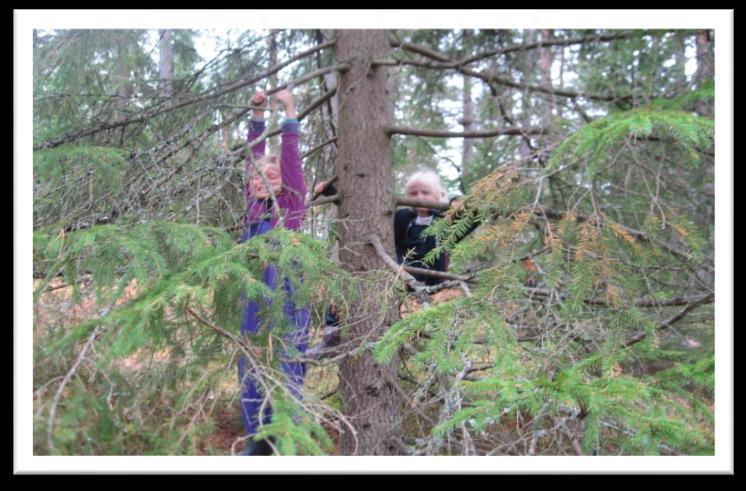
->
[250,165,282,200]
[406,180,439,215]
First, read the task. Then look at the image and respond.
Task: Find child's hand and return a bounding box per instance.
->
[272,89,296,118]
[273,89,294,107]
[251,90,268,118]
[314,181,328,195]
[251,90,268,107]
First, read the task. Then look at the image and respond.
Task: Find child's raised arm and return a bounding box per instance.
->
[274,90,306,201]
[244,91,268,202]
[247,90,268,162]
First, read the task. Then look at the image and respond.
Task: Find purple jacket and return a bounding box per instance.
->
[244,119,306,232]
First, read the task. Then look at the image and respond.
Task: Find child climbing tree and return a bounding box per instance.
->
[31,27,716,458]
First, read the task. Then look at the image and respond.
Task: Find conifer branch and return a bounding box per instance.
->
[309,195,453,211]
[385,126,546,138]
[623,292,714,348]
[465,32,640,65]
[384,39,629,102]
[394,197,451,211]
[536,208,697,263]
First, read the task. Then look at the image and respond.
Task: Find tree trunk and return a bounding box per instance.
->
[322,70,339,165]
[695,30,714,86]
[114,33,132,146]
[538,29,555,129]
[460,30,475,181]
[672,31,688,93]
[538,30,561,204]
[519,29,536,163]
[158,29,173,102]
[268,29,280,156]
[221,112,231,154]
[335,29,404,456]
[694,30,714,117]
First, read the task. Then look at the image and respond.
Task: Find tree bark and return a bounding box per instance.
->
[335,29,404,456]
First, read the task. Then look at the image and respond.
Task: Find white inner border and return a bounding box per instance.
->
[15,9,733,474]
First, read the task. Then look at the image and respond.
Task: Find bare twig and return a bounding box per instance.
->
[303,137,338,161]
[47,325,103,454]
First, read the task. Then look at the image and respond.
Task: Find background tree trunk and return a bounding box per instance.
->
[519,29,536,163]
[335,29,404,456]
[158,29,173,103]
[268,29,280,156]
[538,29,555,130]
[460,31,475,181]
[695,30,714,87]
[114,33,132,146]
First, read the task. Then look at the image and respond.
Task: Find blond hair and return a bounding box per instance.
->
[249,155,280,177]
[405,169,447,201]
[257,154,279,167]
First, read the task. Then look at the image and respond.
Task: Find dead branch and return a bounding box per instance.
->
[34,41,337,151]
[385,125,546,138]
[623,292,714,348]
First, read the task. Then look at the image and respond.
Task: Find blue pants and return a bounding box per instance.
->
[238,259,310,437]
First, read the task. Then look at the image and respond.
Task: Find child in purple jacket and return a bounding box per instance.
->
[238,89,309,456]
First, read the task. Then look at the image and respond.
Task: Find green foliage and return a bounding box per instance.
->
[33,30,157,145]
[33,145,128,228]
[374,298,469,365]
[253,395,335,456]
[33,221,346,455]
[651,80,715,112]
[547,106,714,178]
